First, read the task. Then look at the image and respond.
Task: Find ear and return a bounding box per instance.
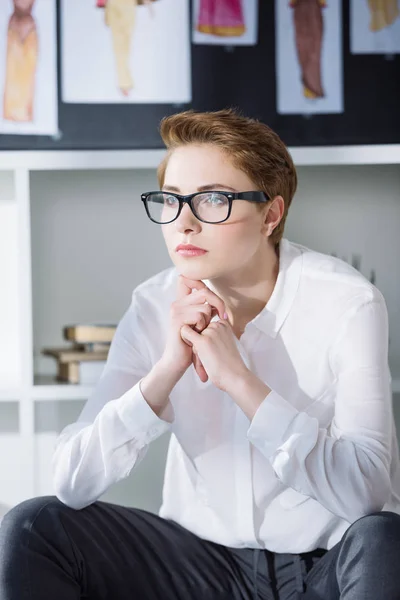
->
[263,195,285,237]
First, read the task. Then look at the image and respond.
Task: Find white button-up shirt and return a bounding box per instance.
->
[53,238,400,553]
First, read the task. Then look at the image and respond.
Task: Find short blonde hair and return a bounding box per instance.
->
[157,108,297,246]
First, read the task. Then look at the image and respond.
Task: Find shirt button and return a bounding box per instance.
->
[197,482,209,505]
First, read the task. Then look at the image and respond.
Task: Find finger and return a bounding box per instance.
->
[176,277,226,320]
[201,318,229,336]
[179,288,226,320]
[177,275,206,300]
[181,306,211,333]
[180,324,201,346]
[193,353,208,382]
[193,313,206,333]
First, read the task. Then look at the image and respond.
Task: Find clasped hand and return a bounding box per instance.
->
[179,278,249,392]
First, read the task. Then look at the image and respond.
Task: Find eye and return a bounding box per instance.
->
[164,194,178,206]
[204,193,227,205]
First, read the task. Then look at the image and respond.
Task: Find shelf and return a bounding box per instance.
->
[0,389,21,402]
[32,376,94,401]
[0,145,400,171]
[0,150,166,171]
[29,376,400,402]
[290,145,400,166]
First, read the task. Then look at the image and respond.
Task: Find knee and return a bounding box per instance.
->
[345,511,400,546]
[0,496,68,542]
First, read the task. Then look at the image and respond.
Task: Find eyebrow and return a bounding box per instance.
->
[162,183,238,193]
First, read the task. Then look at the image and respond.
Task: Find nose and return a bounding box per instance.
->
[175,202,202,234]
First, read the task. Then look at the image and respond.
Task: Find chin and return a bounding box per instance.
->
[172,258,218,282]
[176,265,211,281]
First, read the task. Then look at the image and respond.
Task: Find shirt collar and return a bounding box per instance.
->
[204,238,303,338]
[251,238,303,338]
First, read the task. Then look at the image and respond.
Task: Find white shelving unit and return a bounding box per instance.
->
[1,145,400,509]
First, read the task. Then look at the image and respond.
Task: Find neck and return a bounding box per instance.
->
[209,241,280,337]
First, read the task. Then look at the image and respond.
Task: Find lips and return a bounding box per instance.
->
[175,244,206,252]
[175,244,208,257]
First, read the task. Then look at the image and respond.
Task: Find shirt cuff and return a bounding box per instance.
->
[247,390,299,458]
[115,380,172,444]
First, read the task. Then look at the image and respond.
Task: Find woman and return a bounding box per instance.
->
[1,108,400,599]
[3,0,38,122]
[290,0,327,99]
[196,0,245,37]
[99,0,155,96]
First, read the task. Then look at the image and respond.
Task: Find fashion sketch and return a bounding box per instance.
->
[97,0,157,96]
[289,0,327,99]
[196,0,245,37]
[350,0,400,54]
[367,0,399,31]
[3,0,38,122]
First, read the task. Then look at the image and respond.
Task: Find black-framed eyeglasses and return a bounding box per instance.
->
[141,190,270,224]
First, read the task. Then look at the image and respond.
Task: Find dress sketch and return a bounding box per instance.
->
[367,0,399,31]
[97,0,157,96]
[289,0,326,99]
[196,0,245,37]
[3,0,38,122]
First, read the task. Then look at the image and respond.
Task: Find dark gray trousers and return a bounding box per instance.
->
[1,496,400,599]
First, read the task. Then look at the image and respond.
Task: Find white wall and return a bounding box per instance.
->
[0,164,399,512]
[0,172,21,390]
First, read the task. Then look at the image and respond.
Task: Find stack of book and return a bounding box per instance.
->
[42,324,116,384]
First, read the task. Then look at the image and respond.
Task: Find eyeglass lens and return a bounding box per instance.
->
[146,192,230,224]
